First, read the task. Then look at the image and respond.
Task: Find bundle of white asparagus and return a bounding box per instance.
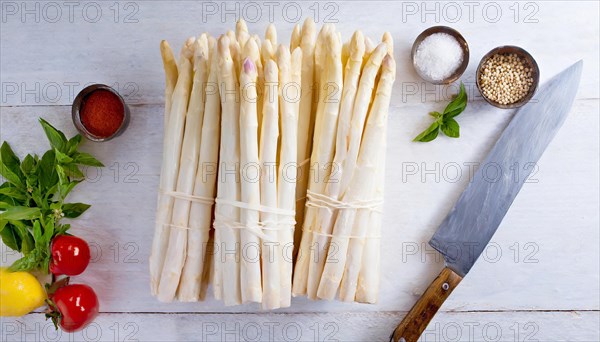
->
[150,18,395,307]
[292,27,395,304]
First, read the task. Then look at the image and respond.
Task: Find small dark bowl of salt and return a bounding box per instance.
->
[411,26,469,85]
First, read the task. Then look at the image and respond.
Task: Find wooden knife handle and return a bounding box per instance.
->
[390,267,463,342]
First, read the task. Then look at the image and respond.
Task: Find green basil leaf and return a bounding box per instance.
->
[55,149,73,164]
[59,180,81,198]
[67,135,82,156]
[8,252,39,272]
[443,82,467,119]
[11,221,34,254]
[43,219,55,243]
[0,186,27,201]
[413,122,440,142]
[56,165,67,184]
[33,220,42,243]
[0,142,24,188]
[0,219,6,233]
[429,111,442,118]
[0,206,40,220]
[62,203,91,218]
[73,152,104,167]
[0,224,21,251]
[39,118,67,152]
[39,150,58,190]
[21,154,36,175]
[61,163,85,180]
[0,142,22,172]
[441,118,460,138]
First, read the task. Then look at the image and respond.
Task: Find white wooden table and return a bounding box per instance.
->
[1,1,599,341]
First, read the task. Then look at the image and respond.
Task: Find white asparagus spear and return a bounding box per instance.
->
[179,36,196,61]
[239,58,263,303]
[179,37,221,302]
[338,43,388,197]
[290,23,301,51]
[305,31,344,299]
[354,56,394,303]
[235,17,250,51]
[215,35,242,306]
[260,39,275,143]
[242,39,263,147]
[260,40,275,68]
[236,19,248,41]
[352,132,386,304]
[293,18,316,264]
[321,55,395,301]
[227,31,242,83]
[158,40,209,302]
[238,31,250,51]
[160,40,178,128]
[260,59,281,309]
[149,50,194,296]
[341,40,350,74]
[265,23,277,46]
[208,36,216,63]
[292,23,332,296]
[198,231,213,301]
[304,31,364,300]
[276,45,301,307]
[328,31,365,198]
[382,32,393,55]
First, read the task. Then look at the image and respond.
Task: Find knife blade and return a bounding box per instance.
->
[391,60,583,342]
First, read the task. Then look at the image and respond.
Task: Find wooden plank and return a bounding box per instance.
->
[0,1,598,107]
[1,311,598,341]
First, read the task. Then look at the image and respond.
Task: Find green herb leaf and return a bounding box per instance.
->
[441,118,460,138]
[12,221,34,254]
[8,252,38,272]
[21,154,36,175]
[39,118,67,152]
[55,149,73,164]
[59,180,81,198]
[0,206,40,220]
[39,150,57,191]
[0,142,25,188]
[73,152,104,167]
[0,186,27,201]
[413,82,467,142]
[413,122,440,142]
[0,224,21,250]
[62,203,91,218]
[443,83,467,119]
[61,163,85,180]
[66,135,82,156]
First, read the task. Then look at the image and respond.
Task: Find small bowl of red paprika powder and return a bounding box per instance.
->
[72,84,130,141]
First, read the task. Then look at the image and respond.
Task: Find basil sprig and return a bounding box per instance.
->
[0,118,103,272]
[414,82,468,142]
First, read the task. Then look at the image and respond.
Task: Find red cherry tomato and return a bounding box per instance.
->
[50,235,90,276]
[50,284,99,332]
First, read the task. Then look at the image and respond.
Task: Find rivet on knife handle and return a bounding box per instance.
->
[390,267,463,342]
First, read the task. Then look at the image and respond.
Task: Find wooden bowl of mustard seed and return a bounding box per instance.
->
[476,46,539,109]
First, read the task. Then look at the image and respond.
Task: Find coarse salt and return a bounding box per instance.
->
[414,32,464,81]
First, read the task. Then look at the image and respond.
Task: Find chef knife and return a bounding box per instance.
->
[391,60,583,342]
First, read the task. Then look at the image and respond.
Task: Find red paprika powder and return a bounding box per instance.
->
[80,90,125,138]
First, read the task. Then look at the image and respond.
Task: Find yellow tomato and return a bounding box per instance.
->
[0,267,47,316]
